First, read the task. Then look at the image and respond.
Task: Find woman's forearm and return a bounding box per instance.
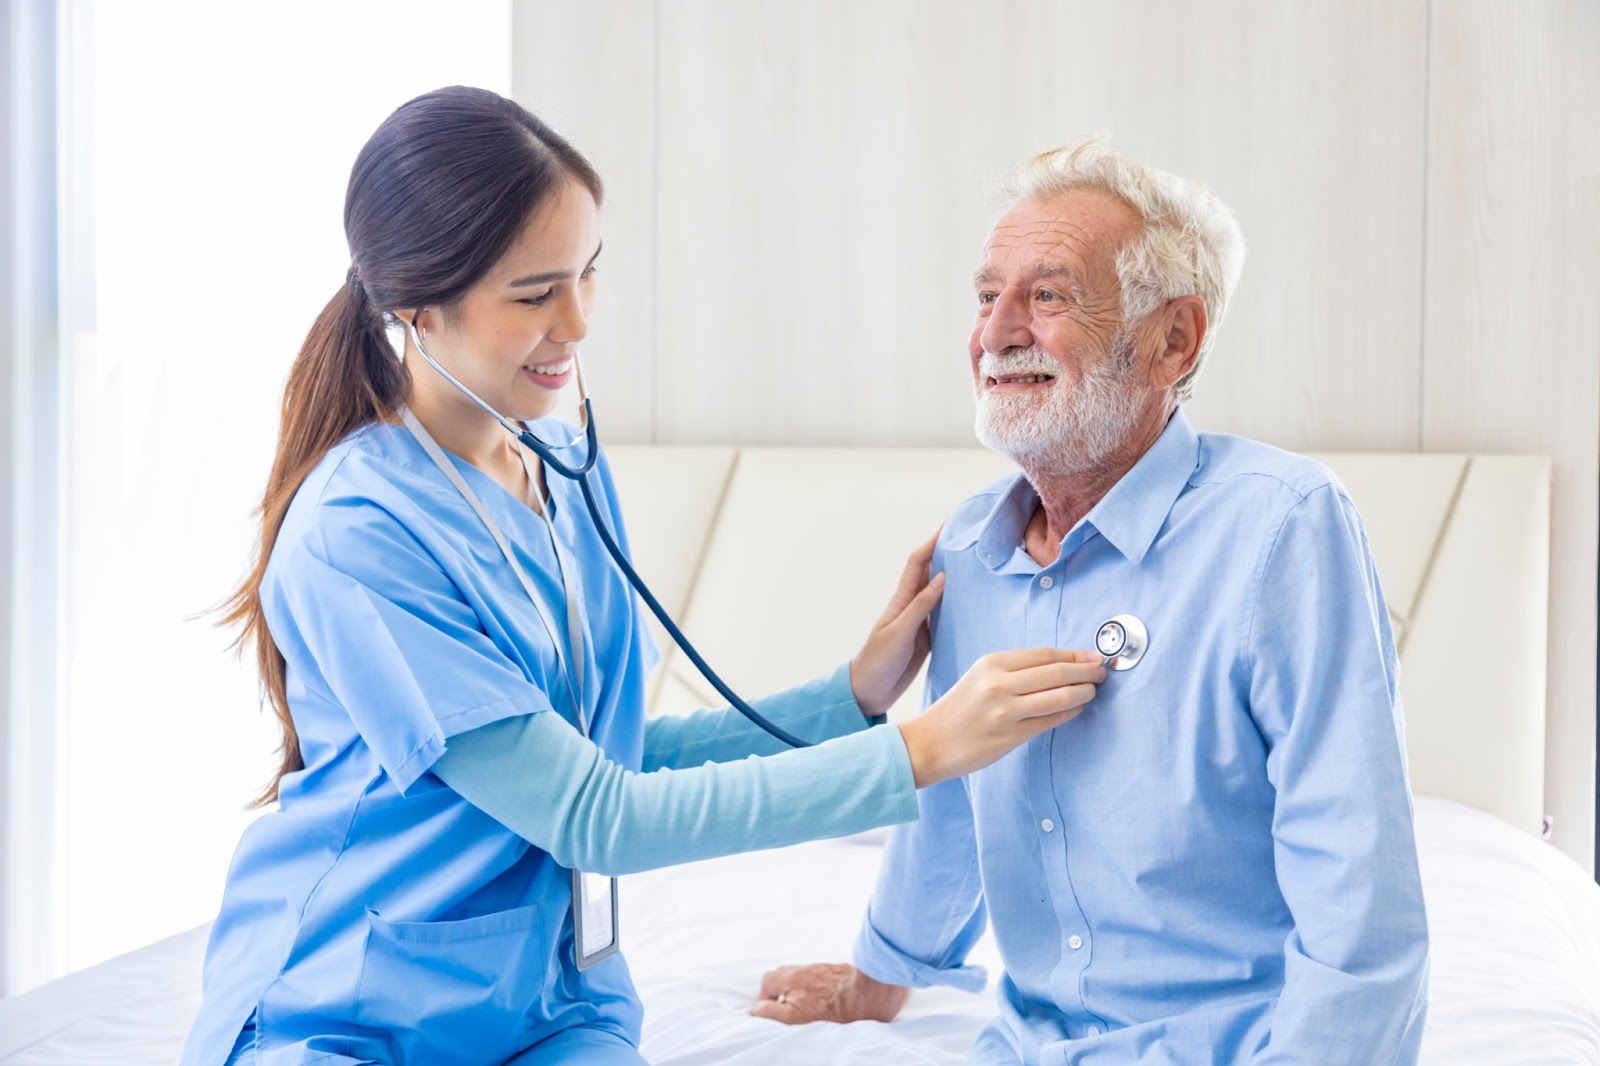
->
[433,708,915,876]
[640,661,871,771]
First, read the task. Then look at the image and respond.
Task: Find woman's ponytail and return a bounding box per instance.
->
[223,86,603,807]
[221,279,408,807]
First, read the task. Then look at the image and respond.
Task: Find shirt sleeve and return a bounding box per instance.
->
[641,661,870,770]
[431,702,919,877]
[263,501,555,794]
[1244,484,1430,1064]
[850,676,990,994]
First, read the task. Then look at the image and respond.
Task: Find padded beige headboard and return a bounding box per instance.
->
[607,447,1552,837]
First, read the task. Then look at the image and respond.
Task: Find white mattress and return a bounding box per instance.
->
[2,797,1597,1065]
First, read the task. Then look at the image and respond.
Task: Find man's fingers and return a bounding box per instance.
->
[758,967,796,1001]
[750,997,808,1025]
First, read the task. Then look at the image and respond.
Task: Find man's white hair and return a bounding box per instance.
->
[996,134,1246,403]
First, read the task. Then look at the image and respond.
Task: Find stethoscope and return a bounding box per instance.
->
[404,318,1151,746]
[1095,614,1149,671]
[405,318,815,748]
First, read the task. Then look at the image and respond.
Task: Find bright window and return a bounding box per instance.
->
[52,0,510,982]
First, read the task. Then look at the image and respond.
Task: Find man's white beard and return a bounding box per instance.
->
[973,334,1144,478]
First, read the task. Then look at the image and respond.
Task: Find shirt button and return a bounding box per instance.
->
[1039,575,1054,589]
[1040,818,1055,832]
[1069,934,1083,950]
[1087,1025,1101,1036]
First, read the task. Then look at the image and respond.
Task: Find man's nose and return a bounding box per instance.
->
[979,288,1032,354]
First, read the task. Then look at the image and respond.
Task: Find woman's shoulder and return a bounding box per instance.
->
[277,421,454,563]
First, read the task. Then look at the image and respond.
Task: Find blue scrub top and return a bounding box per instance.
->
[182,418,661,1066]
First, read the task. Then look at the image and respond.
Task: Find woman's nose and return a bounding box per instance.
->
[552,287,590,345]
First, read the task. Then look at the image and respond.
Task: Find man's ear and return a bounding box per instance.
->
[1149,296,1207,389]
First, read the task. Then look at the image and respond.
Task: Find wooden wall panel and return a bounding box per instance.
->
[1422,0,1600,869]
[651,0,1429,451]
[512,0,659,441]
[513,0,1599,870]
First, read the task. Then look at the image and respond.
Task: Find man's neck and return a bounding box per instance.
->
[1019,407,1174,567]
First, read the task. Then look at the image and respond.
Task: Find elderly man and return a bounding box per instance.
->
[754,137,1429,1064]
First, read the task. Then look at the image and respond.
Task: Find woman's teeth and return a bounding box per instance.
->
[527,359,572,375]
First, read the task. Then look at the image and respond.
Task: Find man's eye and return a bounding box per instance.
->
[977,292,997,305]
[1037,289,1060,303]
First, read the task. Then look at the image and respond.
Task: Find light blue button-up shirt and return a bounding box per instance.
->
[854,410,1429,1065]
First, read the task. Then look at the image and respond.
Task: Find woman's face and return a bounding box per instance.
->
[412,177,602,423]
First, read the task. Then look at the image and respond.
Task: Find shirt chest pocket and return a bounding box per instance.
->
[356,903,550,1061]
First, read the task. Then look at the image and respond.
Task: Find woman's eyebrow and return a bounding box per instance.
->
[506,241,603,288]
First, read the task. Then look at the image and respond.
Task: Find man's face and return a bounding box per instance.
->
[970,189,1151,475]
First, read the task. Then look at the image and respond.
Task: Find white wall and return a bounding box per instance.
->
[18,0,513,991]
[511,0,1600,870]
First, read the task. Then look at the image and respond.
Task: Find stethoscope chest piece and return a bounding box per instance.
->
[1095,614,1149,671]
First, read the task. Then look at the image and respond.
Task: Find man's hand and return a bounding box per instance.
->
[750,963,911,1025]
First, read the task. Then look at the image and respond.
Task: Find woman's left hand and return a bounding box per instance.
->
[849,529,946,720]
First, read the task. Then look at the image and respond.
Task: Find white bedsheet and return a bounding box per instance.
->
[2,797,1597,1064]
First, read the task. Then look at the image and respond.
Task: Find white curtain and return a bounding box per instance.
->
[42,0,510,987]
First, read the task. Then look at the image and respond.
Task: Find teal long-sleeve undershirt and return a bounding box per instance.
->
[432,662,919,877]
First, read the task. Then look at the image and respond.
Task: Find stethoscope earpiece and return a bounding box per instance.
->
[1096,614,1149,671]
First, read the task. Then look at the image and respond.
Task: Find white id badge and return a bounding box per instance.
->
[572,868,619,971]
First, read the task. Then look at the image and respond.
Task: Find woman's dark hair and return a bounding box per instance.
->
[222,86,603,806]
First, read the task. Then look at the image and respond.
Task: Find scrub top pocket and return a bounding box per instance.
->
[356,903,547,1063]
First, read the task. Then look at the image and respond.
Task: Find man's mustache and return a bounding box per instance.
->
[977,348,1063,380]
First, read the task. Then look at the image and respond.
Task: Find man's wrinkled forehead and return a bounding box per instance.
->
[977,190,1140,279]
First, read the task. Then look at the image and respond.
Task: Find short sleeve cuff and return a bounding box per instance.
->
[852,914,990,993]
[391,692,553,794]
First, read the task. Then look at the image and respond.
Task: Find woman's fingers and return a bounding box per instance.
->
[1014,683,1099,720]
[887,571,945,633]
[1023,702,1094,736]
[1005,659,1106,697]
[980,647,1104,675]
[875,529,945,625]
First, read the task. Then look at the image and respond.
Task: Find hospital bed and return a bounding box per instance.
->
[3,446,1597,1064]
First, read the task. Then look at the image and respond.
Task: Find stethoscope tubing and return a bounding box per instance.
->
[405,319,812,748]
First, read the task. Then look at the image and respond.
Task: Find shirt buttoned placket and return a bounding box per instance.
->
[1028,527,1109,1042]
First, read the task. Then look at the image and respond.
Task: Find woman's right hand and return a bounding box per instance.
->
[897,649,1106,788]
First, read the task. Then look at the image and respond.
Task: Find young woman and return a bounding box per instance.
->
[181,86,1105,1066]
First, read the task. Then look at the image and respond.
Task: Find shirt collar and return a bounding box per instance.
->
[954,408,1201,570]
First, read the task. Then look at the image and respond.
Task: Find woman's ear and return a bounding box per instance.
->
[1151,296,1207,389]
[394,309,431,340]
